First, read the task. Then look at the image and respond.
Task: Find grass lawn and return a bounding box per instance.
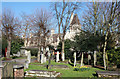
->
[25,60,104,77]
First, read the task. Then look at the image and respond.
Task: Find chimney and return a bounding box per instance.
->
[51,29,55,35]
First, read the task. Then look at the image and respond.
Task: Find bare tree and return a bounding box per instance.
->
[21,13,33,47]
[30,9,52,63]
[1,9,21,58]
[52,1,80,61]
[102,2,119,70]
[82,1,120,70]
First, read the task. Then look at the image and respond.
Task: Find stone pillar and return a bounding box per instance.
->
[74,52,76,67]
[56,51,59,62]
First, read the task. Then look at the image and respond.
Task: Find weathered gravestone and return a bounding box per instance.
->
[1,61,13,78]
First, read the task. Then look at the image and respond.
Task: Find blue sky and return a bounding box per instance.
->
[2,2,51,17]
[2,2,86,33]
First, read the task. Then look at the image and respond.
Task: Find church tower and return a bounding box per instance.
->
[69,13,81,33]
[65,13,81,40]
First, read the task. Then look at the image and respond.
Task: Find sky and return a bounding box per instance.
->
[2,2,86,33]
[2,2,58,33]
[2,2,51,17]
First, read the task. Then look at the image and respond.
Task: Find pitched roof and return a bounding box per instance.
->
[70,14,80,25]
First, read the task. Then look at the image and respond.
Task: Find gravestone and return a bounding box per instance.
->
[88,54,91,65]
[27,50,31,63]
[13,51,20,57]
[94,51,97,66]
[48,52,50,59]
[44,56,46,63]
[56,51,59,62]
[41,54,44,64]
[24,60,29,69]
[46,47,50,59]
[17,51,20,57]
[74,52,76,67]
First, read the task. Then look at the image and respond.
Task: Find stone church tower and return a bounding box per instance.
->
[65,13,81,40]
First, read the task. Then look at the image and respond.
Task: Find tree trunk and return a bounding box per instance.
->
[62,40,65,61]
[106,52,108,69]
[37,47,41,62]
[80,52,84,66]
[103,31,108,70]
[7,40,11,58]
[47,53,52,69]
[94,51,97,66]
[24,38,27,47]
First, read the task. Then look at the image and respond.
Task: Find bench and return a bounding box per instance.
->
[96,71,120,77]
